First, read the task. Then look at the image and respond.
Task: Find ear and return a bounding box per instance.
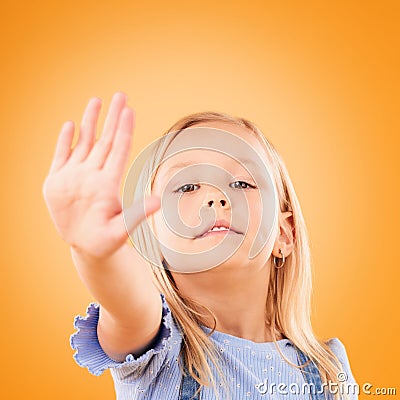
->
[272,211,295,258]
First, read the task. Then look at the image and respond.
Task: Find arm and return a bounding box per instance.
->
[43,92,163,363]
[71,244,162,362]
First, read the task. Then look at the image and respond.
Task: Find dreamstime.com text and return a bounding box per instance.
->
[255,372,397,396]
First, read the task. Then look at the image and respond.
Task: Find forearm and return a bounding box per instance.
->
[71,243,163,361]
[70,243,159,326]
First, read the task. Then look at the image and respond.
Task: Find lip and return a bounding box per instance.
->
[196,219,242,238]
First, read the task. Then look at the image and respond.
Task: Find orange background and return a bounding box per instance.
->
[1,1,399,398]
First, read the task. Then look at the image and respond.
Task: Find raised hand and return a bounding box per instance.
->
[42,92,161,260]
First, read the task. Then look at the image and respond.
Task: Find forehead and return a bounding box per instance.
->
[152,121,270,189]
[192,121,262,148]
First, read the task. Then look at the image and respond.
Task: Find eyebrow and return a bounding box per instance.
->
[168,161,195,170]
[166,158,260,171]
[153,157,264,188]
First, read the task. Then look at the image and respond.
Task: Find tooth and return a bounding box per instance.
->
[210,226,229,231]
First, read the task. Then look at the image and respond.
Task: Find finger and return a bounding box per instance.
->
[70,97,102,163]
[111,195,161,242]
[102,107,135,183]
[87,91,127,168]
[49,120,75,173]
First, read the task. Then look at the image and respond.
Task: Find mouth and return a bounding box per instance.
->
[196,219,242,239]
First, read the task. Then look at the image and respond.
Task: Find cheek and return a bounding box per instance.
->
[152,195,203,243]
[152,212,166,240]
[245,192,263,226]
[177,194,204,227]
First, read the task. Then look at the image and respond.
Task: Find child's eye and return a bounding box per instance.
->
[230,181,257,190]
[174,181,256,193]
[175,183,200,193]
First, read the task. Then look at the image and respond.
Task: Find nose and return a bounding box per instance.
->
[207,199,228,207]
[205,188,230,209]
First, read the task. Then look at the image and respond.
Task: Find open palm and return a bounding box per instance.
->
[43,92,160,259]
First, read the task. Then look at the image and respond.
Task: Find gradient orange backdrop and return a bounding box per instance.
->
[1,1,399,398]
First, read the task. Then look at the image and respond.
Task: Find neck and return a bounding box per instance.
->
[171,259,282,343]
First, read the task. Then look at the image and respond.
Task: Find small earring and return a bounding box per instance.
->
[273,248,285,269]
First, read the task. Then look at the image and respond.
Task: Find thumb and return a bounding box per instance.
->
[124,195,161,235]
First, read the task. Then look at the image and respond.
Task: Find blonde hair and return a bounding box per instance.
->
[131,111,349,400]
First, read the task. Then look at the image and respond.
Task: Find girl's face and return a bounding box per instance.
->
[151,121,279,273]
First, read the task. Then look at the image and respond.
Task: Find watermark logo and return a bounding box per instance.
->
[255,372,397,396]
[122,127,279,273]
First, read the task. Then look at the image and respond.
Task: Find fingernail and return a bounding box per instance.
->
[115,91,127,100]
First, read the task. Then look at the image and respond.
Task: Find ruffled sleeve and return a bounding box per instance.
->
[327,337,359,399]
[70,292,181,379]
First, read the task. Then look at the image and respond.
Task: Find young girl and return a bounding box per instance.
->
[43,92,358,400]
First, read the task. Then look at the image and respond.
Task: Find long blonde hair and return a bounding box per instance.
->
[131,111,349,400]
